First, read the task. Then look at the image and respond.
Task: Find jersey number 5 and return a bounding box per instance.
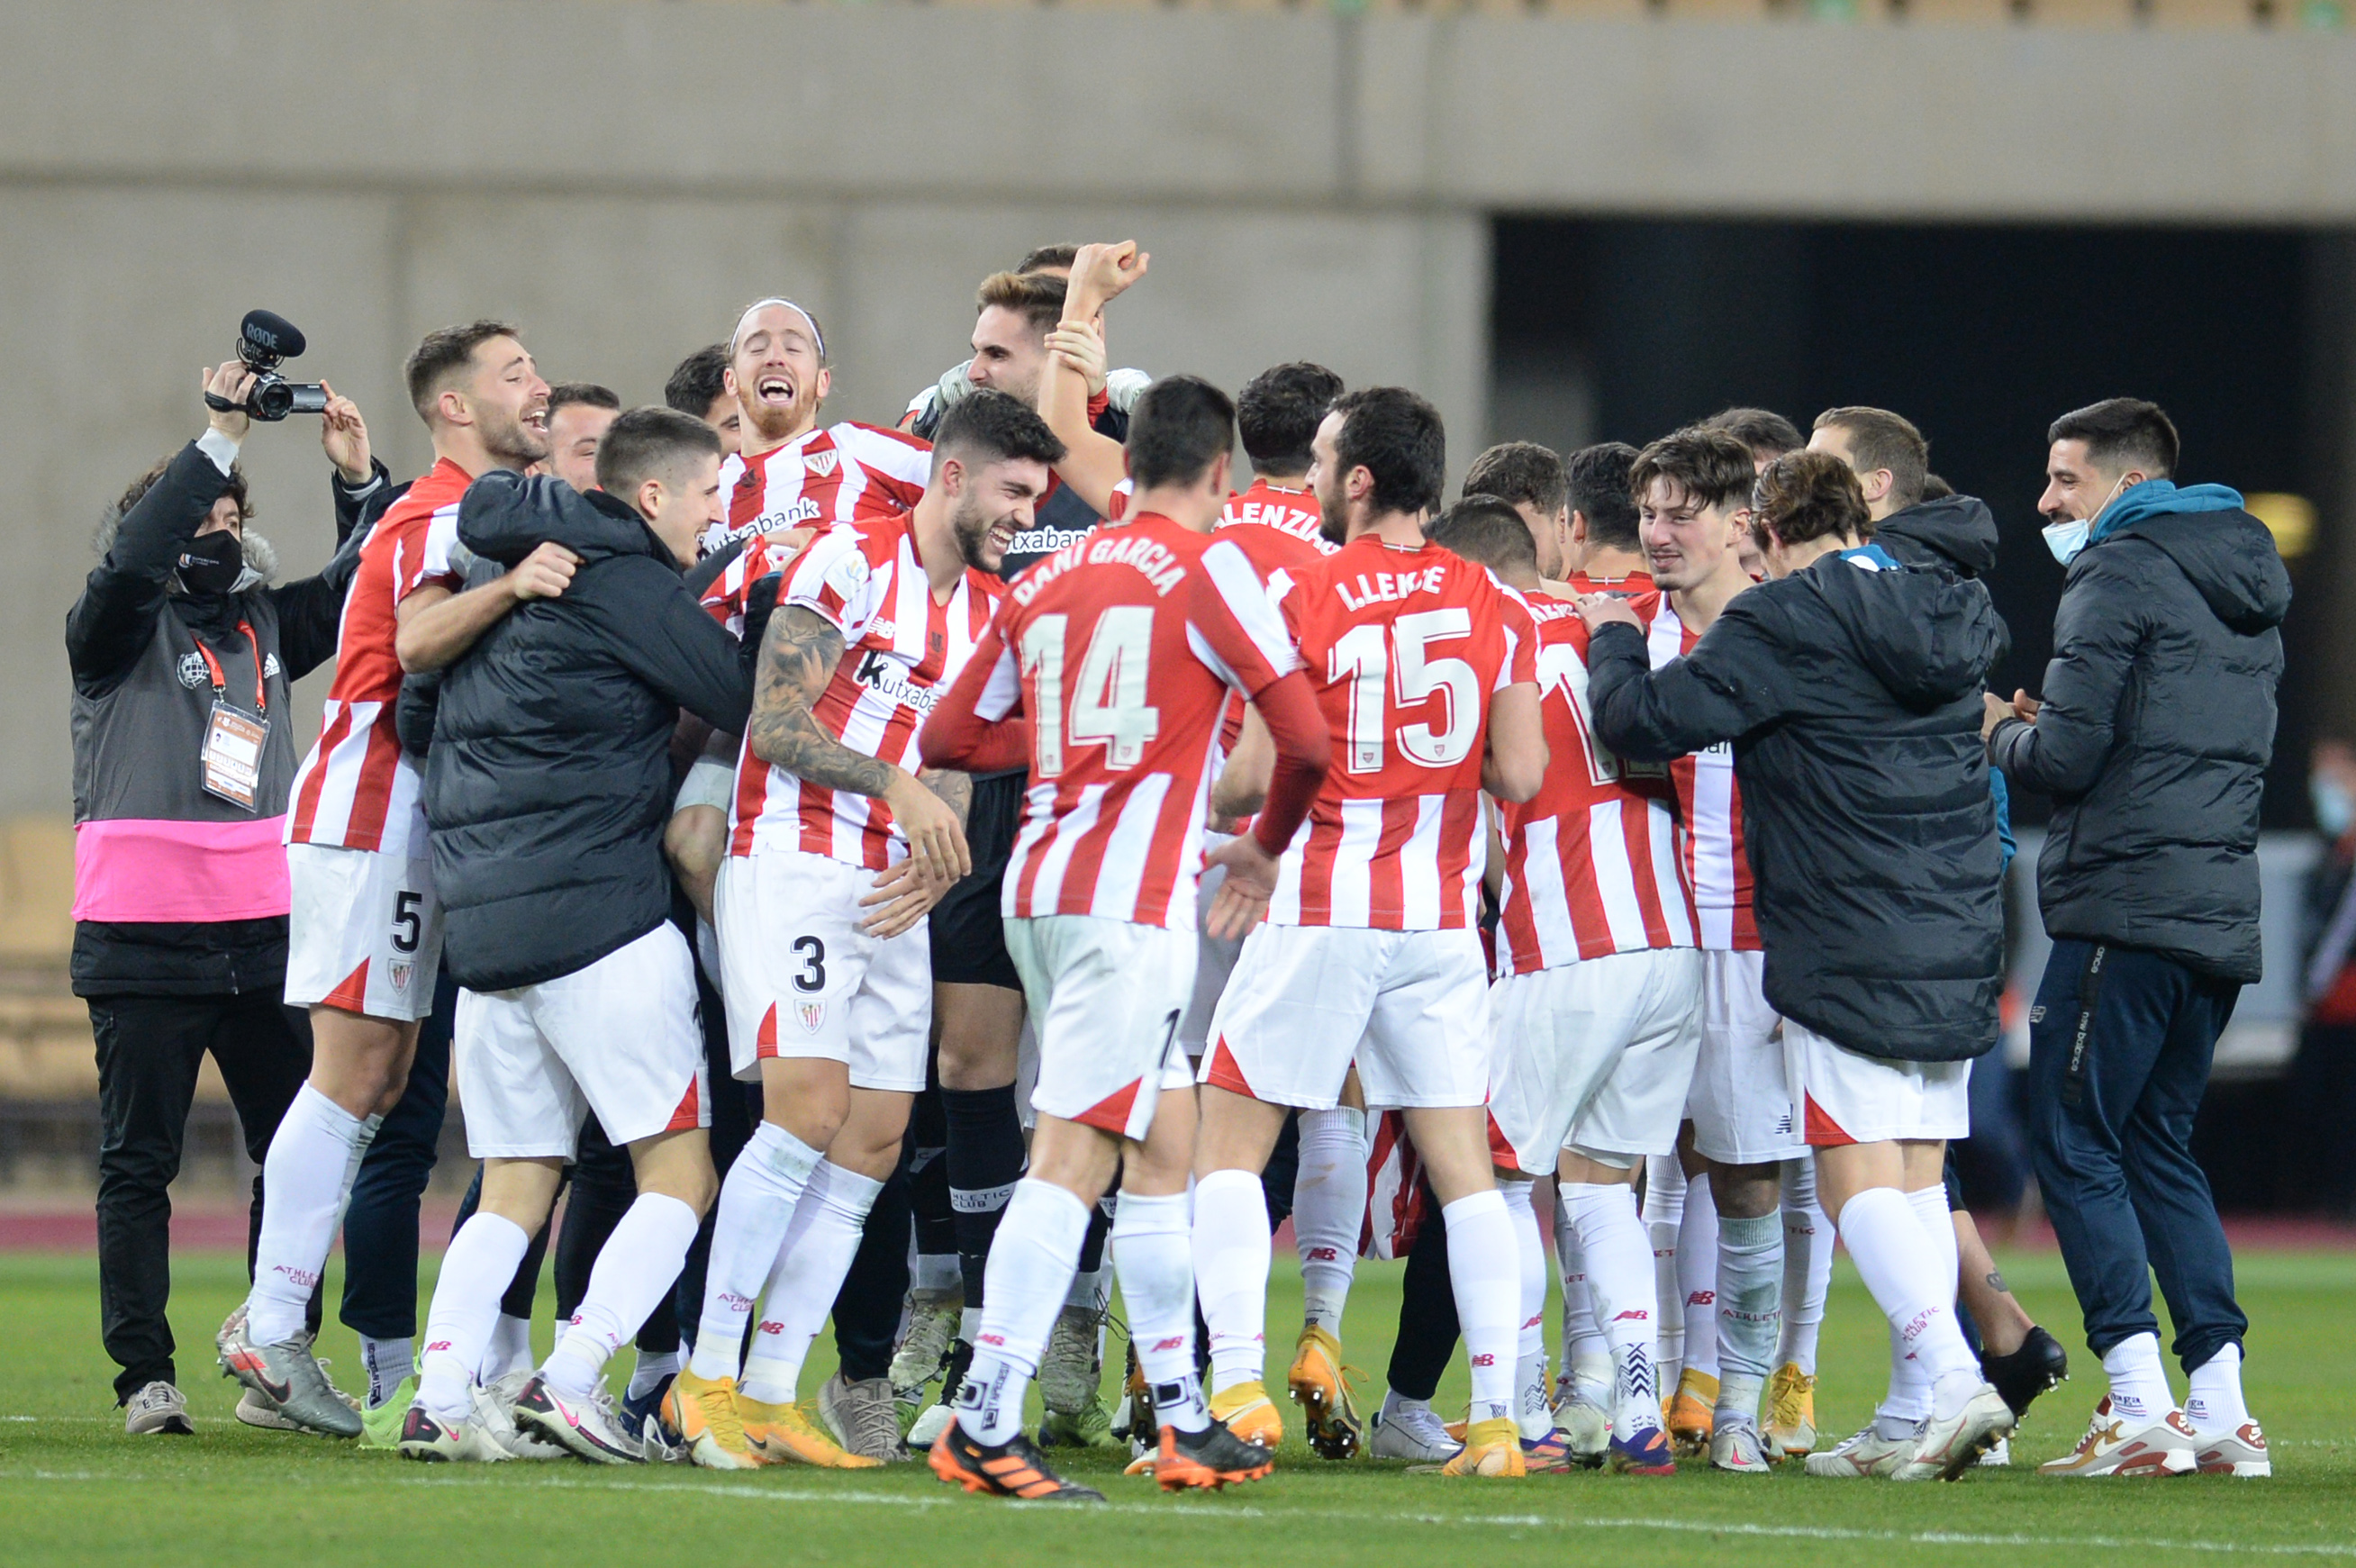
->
[1019,608,1162,777]
[1330,609,1479,775]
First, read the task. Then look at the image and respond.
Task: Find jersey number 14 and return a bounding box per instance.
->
[1020,608,1162,777]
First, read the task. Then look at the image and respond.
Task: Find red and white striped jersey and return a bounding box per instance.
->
[1645,599,1759,951]
[697,531,808,639]
[1494,590,1697,974]
[956,513,1298,930]
[699,421,930,558]
[729,512,1002,869]
[1219,478,1330,557]
[1265,534,1539,931]
[285,458,474,850]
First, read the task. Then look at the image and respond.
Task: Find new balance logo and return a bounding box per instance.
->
[1613,1310,1651,1322]
[757,1320,785,1336]
[425,1341,452,1353]
[1305,1246,1340,1263]
[1153,1337,1186,1353]
[1470,1354,1496,1368]
[979,1333,1006,1346]
[1686,1290,1716,1308]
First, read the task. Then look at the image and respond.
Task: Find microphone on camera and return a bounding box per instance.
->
[240,310,306,364]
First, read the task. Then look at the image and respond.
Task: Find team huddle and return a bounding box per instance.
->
[199,238,2264,1500]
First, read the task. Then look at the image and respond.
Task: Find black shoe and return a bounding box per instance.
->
[1982,1325,2069,1419]
[1155,1416,1275,1491]
[937,1338,974,1413]
[927,1421,1104,1500]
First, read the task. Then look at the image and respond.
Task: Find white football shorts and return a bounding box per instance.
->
[1486,947,1702,1174]
[715,848,930,1092]
[1685,948,1804,1165]
[1201,923,1489,1111]
[1786,1020,1971,1147]
[454,922,709,1158]
[1007,914,1197,1142]
[284,831,441,1023]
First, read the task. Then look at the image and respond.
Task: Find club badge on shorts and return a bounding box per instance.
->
[797,1000,826,1034]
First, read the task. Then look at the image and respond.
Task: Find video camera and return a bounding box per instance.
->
[204,310,330,422]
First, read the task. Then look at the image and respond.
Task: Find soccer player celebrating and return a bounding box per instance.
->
[671,392,1064,1468]
[1625,430,1795,1470]
[1581,449,2016,1482]
[1426,495,1700,1476]
[1193,387,1548,1478]
[396,409,752,1464]
[222,323,566,1437]
[917,375,1328,1500]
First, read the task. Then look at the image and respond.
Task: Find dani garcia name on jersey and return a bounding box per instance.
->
[1014,531,1191,604]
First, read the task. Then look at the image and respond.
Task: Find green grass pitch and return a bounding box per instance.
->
[2,1243,2351,1567]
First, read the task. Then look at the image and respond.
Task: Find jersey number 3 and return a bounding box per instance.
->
[1330,609,1478,774]
[1019,607,1162,777]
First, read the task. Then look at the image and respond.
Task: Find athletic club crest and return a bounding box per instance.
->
[797,1000,825,1033]
[803,449,840,478]
[389,960,413,993]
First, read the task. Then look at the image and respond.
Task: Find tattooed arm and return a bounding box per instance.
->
[751,603,974,889]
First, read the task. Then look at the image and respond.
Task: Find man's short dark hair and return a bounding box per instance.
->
[548,382,621,418]
[1427,494,1537,577]
[664,344,729,416]
[975,270,1067,337]
[594,406,722,498]
[1629,427,1756,513]
[405,321,521,424]
[1814,406,1929,510]
[1329,387,1446,518]
[2049,397,2179,480]
[1921,471,1954,502]
[1699,405,1803,462]
[1016,243,1079,274]
[1236,362,1344,476]
[1564,441,1640,553]
[1127,376,1235,492]
[1754,449,1871,549]
[1462,442,1567,518]
[931,388,1067,473]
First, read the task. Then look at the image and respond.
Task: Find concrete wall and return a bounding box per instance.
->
[7,0,2352,816]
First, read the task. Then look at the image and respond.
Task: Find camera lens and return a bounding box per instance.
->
[248,374,293,422]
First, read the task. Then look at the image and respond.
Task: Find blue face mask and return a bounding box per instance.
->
[2041,474,2128,566]
[2315,776,2354,838]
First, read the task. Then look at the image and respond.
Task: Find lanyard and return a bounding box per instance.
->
[195,621,266,715]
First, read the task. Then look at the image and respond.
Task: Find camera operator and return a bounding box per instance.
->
[67,360,386,1437]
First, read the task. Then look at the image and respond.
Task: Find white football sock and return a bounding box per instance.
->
[1112,1189,1208,1434]
[1498,1179,1553,1440]
[1677,1173,1720,1382]
[544,1193,700,1401]
[417,1213,531,1421]
[1553,1195,1609,1390]
[1905,1183,1961,1303]
[246,1084,377,1345]
[359,1334,413,1409]
[480,1314,534,1384]
[1880,1317,1931,1435]
[1441,1188,1520,1428]
[2101,1331,2174,1424]
[736,1161,884,1406]
[1641,1156,1685,1385]
[955,1179,1091,1446]
[1566,1181,1663,1435]
[1835,1186,1981,1421]
[1777,1158,1831,1375]
[1293,1106,1366,1337]
[1192,1168,1272,1394]
[687,1122,822,1382]
[626,1349,680,1401]
[1713,1212,1781,1425]
[2186,1342,2248,1434]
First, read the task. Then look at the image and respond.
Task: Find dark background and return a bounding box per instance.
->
[1490,217,2344,829]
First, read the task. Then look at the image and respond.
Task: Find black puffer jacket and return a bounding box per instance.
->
[426,475,751,992]
[1875,493,1998,578]
[1589,548,2007,1062]
[1990,503,2288,983]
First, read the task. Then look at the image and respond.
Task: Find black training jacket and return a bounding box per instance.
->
[1873,493,1999,578]
[1588,550,2007,1063]
[1990,508,2288,983]
[425,475,752,992]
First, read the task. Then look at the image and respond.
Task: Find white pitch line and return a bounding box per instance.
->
[376,1473,2356,1557]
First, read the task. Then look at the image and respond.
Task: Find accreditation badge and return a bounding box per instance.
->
[200,701,269,810]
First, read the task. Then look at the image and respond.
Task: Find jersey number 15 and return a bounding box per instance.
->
[1330,609,1480,775]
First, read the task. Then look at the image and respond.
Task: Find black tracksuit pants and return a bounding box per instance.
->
[89,992,313,1402]
[2028,939,2249,1372]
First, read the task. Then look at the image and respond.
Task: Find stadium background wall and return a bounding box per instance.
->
[4,0,2355,829]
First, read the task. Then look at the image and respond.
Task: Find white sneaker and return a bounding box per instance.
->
[123,1382,193,1436]
[483,1373,567,1460]
[1553,1382,1611,1469]
[1896,1383,2015,1481]
[2192,1419,2270,1477]
[2036,1397,2197,1477]
[1369,1396,1462,1463]
[1804,1420,1920,1478]
[1709,1415,1772,1473]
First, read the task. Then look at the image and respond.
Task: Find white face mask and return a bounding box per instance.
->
[2041,473,2130,566]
